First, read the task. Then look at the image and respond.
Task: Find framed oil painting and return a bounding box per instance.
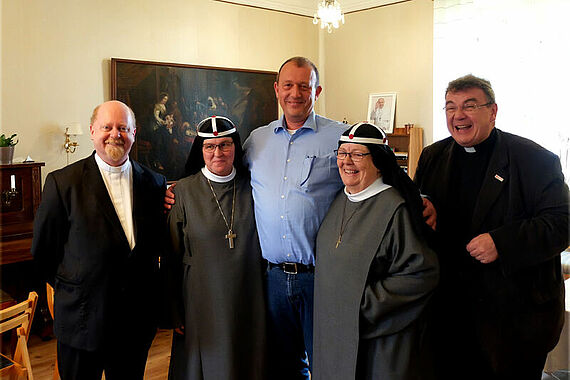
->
[367,92,396,134]
[111,58,278,181]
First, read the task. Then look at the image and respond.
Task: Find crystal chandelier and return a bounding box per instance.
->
[313,0,345,33]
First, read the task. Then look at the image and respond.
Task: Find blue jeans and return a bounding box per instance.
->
[265,265,314,380]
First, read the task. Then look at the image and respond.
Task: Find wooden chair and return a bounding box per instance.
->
[45,283,59,380]
[0,291,38,380]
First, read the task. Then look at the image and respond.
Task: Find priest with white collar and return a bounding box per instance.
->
[32,100,167,380]
[414,74,570,379]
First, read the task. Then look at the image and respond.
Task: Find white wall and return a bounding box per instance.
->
[0,2,2,134]
[1,0,434,180]
[433,0,570,182]
[1,0,319,177]
[323,0,434,144]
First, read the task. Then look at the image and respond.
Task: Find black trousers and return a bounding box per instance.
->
[429,300,553,380]
[57,335,154,380]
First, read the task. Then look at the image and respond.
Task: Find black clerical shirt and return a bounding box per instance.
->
[445,128,498,271]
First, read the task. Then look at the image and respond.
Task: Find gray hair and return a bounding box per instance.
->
[446,74,495,104]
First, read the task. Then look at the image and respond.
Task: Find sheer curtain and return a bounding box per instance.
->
[433,0,570,182]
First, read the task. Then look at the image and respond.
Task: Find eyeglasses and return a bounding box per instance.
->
[203,141,234,153]
[334,150,371,162]
[444,102,493,114]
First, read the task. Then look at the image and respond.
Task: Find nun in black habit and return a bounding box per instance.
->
[164,116,266,380]
[313,123,439,380]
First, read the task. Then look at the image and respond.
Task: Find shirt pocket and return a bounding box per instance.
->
[299,153,338,190]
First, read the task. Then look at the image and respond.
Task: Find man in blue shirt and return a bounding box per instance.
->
[165,57,345,379]
[243,57,344,379]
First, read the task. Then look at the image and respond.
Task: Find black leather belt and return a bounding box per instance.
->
[268,262,314,274]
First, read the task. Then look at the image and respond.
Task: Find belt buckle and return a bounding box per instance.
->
[283,262,298,275]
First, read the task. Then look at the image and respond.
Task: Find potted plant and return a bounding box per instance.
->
[0,133,18,164]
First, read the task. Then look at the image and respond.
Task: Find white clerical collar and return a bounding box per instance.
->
[345,177,392,202]
[201,166,236,183]
[94,153,131,173]
[464,146,476,153]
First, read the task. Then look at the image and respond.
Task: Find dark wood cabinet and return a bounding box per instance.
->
[0,162,44,265]
[1,162,53,338]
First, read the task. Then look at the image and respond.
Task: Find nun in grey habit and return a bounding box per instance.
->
[313,123,439,380]
[164,116,266,380]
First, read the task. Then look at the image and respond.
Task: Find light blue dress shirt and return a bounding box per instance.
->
[243,112,345,265]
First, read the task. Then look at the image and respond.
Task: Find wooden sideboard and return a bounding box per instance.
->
[386,127,423,179]
[0,162,45,265]
[1,162,55,338]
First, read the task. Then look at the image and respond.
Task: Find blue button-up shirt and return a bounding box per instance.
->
[243,112,345,265]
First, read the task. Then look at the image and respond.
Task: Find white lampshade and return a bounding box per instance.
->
[64,122,83,135]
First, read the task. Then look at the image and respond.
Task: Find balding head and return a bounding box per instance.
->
[89,100,137,166]
[91,100,136,128]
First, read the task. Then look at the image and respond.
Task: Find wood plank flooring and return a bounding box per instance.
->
[28,329,173,379]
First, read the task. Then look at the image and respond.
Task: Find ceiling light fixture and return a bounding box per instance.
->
[313,0,345,33]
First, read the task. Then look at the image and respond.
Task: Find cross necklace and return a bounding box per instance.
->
[207,178,237,249]
[336,196,363,248]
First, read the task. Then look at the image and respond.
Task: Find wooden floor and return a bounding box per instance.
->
[28,329,173,379]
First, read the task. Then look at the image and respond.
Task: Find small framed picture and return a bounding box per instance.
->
[367,92,396,134]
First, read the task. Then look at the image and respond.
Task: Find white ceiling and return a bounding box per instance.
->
[214,0,408,17]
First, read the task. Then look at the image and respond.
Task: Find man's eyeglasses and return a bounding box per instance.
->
[203,141,234,153]
[444,102,494,114]
[334,150,371,162]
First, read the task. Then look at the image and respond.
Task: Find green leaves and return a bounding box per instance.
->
[0,134,18,147]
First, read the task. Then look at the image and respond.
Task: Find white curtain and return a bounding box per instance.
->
[433,0,570,182]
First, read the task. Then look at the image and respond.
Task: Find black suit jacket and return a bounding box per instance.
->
[415,129,569,356]
[32,153,166,351]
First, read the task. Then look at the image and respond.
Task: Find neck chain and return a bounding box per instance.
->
[207,178,237,249]
[336,196,363,249]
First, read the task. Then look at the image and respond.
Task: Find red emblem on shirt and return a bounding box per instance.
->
[349,134,354,139]
[213,131,218,136]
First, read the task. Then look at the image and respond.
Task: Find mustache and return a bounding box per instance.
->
[105,138,124,146]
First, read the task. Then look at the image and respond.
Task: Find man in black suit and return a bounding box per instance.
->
[415,74,569,379]
[32,100,166,380]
